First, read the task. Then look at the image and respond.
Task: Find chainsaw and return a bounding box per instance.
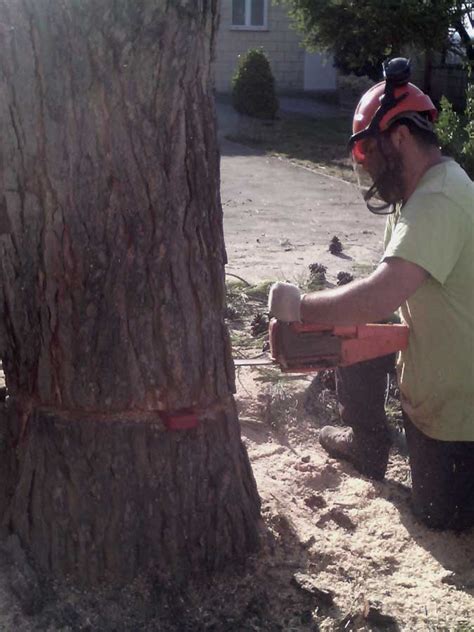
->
[234,319,409,372]
[156,320,408,432]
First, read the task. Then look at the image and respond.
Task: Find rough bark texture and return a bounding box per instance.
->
[0,0,261,583]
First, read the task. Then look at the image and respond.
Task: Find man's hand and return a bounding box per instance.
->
[268,282,302,322]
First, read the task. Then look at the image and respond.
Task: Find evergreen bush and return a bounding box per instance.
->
[232,48,279,120]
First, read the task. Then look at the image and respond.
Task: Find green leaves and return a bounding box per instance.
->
[436,75,474,178]
[279,0,471,78]
[460,78,474,175]
[437,96,463,147]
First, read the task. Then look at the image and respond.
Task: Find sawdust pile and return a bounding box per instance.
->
[236,369,474,631]
[0,368,472,631]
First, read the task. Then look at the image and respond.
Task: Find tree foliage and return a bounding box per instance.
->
[279,0,473,79]
[436,76,474,177]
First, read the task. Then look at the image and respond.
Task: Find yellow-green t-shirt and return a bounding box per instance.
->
[383,158,474,441]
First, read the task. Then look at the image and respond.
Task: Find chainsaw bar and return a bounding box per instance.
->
[233,356,275,367]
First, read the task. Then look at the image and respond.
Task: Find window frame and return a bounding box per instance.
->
[230,0,269,31]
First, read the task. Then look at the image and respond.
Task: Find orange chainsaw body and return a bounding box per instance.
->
[269,319,409,372]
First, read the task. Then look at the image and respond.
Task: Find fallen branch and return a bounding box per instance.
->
[225,272,252,286]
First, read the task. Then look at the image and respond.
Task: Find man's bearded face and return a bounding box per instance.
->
[370,134,406,204]
[356,133,405,204]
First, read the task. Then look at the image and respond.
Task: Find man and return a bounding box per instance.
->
[268,58,474,531]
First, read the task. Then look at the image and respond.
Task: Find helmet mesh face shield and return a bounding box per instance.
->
[351,135,398,215]
[352,160,395,214]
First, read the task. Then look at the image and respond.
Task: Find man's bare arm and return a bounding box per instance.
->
[300,257,429,325]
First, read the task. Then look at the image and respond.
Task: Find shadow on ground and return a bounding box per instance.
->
[216,95,354,182]
[0,519,353,632]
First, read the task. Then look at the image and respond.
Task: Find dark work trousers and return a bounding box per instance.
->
[403,413,474,531]
[336,356,474,531]
[335,354,395,478]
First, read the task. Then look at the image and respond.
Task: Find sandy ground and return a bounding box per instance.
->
[234,369,474,631]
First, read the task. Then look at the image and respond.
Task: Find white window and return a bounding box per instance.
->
[231,0,268,30]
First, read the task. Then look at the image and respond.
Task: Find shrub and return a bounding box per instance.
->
[436,74,474,179]
[337,74,375,110]
[461,79,474,177]
[232,48,279,120]
[336,73,375,95]
[436,97,463,153]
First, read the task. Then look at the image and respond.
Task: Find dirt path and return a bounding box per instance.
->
[221,138,384,286]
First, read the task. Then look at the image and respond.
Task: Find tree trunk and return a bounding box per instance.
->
[0,0,261,584]
[423,49,433,96]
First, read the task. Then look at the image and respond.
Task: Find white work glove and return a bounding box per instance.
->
[268,282,302,322]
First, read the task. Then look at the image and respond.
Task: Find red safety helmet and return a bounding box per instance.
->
[349,58,438,163]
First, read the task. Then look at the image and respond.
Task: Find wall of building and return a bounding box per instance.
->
[214,2,305,93]
[304,51,337,92]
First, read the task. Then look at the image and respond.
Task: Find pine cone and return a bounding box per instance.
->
[308,262,327,276]
[336,271,354,286]
[250,313,269,337]
[329,236,343,255]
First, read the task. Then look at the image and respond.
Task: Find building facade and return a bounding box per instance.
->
[214,0,337,94]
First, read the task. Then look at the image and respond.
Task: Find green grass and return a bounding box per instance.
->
[226,280,271,357]
[243,280,274,302]
[351,262,377,278]
[227,112,355,181]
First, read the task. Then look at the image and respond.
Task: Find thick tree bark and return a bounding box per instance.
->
[0,0,261,583]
